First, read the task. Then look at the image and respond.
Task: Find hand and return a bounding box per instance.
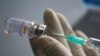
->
[29,8,100,56]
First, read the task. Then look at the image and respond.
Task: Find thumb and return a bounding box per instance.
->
[36,36,73,56]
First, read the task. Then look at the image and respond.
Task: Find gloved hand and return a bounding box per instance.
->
[29,8,100,56]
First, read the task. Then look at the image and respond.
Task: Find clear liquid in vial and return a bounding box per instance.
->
[4,17,46,38]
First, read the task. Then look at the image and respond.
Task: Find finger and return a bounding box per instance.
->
[57,13,86,56]
[57,13,74,35]
[29,37,45,56]
[34,50,45,56]
[43,8,71,50]
[36,36,73,56]
[75,30,100,56]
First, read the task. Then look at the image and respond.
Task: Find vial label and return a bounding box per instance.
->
[4,17,32,37]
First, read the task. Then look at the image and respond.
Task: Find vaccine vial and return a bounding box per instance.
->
[4,17,47,38]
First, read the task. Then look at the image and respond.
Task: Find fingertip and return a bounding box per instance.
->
[75,30,88,39]
[44,8,55,17]
[43,8,64,36]
[57,12,65,19]
[43,8,57,24]
[75,30,83,35]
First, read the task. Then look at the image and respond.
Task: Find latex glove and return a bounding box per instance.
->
[44,8,86,56]
[29,8,86,56]
[29,8,100,56]
[30,35,73,56]
[29,8,73,56]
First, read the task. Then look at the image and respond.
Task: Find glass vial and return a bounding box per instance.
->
[4,17,47,38]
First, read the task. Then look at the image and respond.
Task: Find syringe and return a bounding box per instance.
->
[65,35,100,51]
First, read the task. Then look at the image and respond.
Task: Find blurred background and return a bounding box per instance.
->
[0,0,100,56]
